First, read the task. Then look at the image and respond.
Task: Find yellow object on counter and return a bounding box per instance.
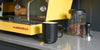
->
[0,21,42,35]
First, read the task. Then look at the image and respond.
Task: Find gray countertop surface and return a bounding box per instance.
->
[0,31,100,50]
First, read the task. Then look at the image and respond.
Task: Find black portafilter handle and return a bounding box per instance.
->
[85,22,91,36]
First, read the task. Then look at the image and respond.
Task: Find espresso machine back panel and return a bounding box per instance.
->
[3,2,15,16]
[14,0,47,18]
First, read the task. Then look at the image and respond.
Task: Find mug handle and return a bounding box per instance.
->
[57,25,63,38]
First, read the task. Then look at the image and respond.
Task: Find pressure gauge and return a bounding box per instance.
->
[40,6,46,12]
[15,4,21,10]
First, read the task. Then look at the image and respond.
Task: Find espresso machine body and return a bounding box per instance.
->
[0,0,73,35]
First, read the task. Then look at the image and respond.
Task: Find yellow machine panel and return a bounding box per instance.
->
[0,21,42,35]
[46,0,73,21]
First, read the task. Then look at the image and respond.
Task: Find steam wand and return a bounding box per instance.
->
[27,0,34,21]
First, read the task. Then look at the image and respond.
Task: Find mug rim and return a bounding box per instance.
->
[43,22,58,24]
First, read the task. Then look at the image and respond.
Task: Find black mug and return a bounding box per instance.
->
[42,22,63,44]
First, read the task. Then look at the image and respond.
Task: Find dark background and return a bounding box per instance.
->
[0,0,14,3]
[80,0,100,31]
[72,0,100,31]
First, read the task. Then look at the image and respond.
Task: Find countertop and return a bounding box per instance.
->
[0,31,100,50]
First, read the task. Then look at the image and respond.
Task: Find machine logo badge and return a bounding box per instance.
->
[13,26,28,30]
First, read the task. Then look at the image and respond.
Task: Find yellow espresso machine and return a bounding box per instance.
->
[0,0,73,36]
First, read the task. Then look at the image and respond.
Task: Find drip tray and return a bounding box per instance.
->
[13,19,42,25]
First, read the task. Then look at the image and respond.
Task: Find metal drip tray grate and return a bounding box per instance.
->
[14,19,42,25]
[0,15,42,25]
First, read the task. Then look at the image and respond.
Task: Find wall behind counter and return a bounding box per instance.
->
[80,0,100,31]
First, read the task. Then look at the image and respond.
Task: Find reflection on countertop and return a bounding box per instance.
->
[0,31,100,50]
